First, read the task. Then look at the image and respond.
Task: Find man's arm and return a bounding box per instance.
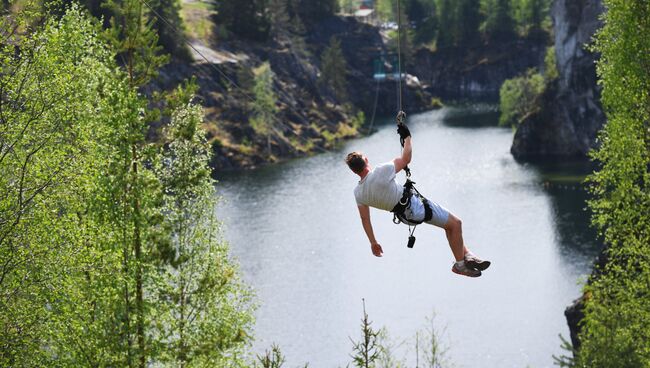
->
[357,204,383,257]
[393,136,412,173]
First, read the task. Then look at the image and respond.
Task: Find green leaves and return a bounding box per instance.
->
[570,0,650,366]
[1,5,254,367]
[498,69,545,127]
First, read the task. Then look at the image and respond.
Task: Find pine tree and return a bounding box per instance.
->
[213,0,270,41]
[147,0,191,59]
[297,0,339,23]
[455,0,481,45]
[484,0,515,42]
[410,0,438,45]
[436,0,455,48]
[319,36,349,101]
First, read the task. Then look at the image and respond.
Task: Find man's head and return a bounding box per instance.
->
[345,151,368,175]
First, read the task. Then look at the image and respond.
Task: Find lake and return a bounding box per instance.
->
[215,105,602,368]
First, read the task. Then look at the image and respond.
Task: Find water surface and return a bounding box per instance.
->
[215,105,601,368]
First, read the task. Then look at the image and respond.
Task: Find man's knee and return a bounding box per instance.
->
[445,214,462,231]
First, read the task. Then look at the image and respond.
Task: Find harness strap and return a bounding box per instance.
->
[390,180,433,225]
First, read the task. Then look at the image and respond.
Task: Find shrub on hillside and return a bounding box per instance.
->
[498,69,545,127]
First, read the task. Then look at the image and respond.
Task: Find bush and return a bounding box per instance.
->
[498,69,545,127]
[544,46,559,81]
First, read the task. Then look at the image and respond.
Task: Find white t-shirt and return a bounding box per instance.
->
[354,162,403,211]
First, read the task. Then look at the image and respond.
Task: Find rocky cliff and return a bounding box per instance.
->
[154,16,433,170]
[412,37,548,100]
[511,0,606,160]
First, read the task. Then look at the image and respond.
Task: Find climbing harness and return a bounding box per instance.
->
[390,111,434,249]
[389,0,433,249]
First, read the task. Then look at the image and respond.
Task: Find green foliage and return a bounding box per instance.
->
[103,0,169,86]
[409,0,438,45]
[147,0,191,59]
[256,344,287,368]
[569,1,650,366]
[436,0,454,47]
[0,6,118,365]
[296,0,339,22]
[320,36,349,101]
[516,0,549,35]
[454,0,481,45]
[415,313,451,368]
[0,6,254,367]
[213,0,270,41]
[153,96,254,366]
[498,69,544,127]
[483,0,516,41]
[349,300,381,368]
[544,45,558,81]
[251,62,279,155]
[321,37,349,100]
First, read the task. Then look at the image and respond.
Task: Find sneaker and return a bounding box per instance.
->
[465,253,491,271]
[452,261,482,278]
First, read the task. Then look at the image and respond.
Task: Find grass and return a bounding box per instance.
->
[180,0,215,42]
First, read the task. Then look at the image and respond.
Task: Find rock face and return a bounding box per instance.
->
[155,16,433,170]
[511,0,606,160]
[412,38,547,100]
[306,16,432,116]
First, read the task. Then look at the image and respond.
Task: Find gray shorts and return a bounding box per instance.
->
[400,194,450,228]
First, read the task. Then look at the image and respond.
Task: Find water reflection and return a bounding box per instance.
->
[528,161,603,270]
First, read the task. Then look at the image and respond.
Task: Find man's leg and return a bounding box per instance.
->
[441,213,490,275]
[442,213,468,262]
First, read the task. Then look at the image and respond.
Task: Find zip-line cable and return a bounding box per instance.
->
[396,0,403,113]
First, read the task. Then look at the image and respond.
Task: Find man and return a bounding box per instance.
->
[346,124,491,277]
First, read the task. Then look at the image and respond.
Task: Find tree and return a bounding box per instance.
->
[147,0,191,59]
[564,1,650,365]
[213,0,270,41]
[251,62,279,156]
[409,0,438,45]
[1,4,255,367]
[319,36,349,101]
[436,0,454,48]
[0,6,122,365]
[498,69,544,127]
[152,91,254,366]
[483,0,516,42]
[349,300,381,368]
[454,0,481,45]
[519,0,548,35]
[297,0,339,23]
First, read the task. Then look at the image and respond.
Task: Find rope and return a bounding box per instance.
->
[394,0,409,177]
[138,0,331,153]
[396,0,403,113]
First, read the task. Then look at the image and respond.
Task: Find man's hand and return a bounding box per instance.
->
[371,242,384,257]
[397,123,411,141]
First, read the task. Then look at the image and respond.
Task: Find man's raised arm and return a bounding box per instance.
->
[393,136,411,173]
[357,204,384,257]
